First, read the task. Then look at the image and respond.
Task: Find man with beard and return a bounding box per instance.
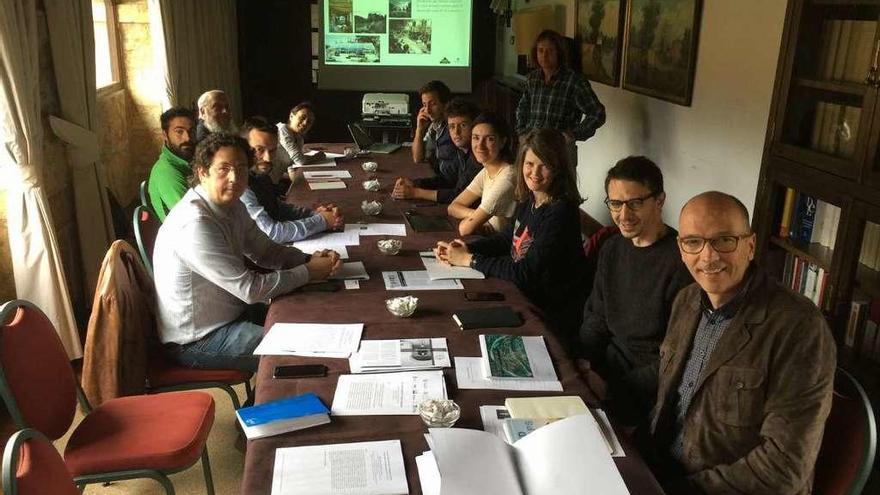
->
[240,117,343,243]
[579,156,692,424]
[148,107,196,221]
[196,89,236,142]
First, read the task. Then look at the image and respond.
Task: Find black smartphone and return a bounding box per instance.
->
[465,291,505,302]
[273,364,328,379]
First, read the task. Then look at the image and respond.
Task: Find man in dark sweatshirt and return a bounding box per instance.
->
[580,156,692,424]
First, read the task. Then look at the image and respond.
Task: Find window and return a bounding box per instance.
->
[92,0,120,90]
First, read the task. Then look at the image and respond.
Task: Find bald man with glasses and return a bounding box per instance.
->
[648,191,834,494]
[579,156,692,425]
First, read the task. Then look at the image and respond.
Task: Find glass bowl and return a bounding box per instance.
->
[363,179,380,191]
[418,399,461,428]
[386,295,418,317]
[361,200,383,216]
[377,238,402,255]
[362,161,379,172]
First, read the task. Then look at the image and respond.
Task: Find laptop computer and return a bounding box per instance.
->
[347,123,402,154]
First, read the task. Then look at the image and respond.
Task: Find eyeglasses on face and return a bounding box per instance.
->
[678,234,753,254]
[604,193,657,212]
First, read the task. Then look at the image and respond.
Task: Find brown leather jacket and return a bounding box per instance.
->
[81,240,156,406]
[651,269,836,494]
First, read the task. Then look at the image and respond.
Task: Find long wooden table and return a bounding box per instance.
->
[241,146,665,494]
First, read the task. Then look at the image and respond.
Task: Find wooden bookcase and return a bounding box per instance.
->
[754,2,880,484]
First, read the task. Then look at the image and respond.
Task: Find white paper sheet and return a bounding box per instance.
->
[419,252,485,280]
[382,271,464,291]
[344,280,360,290]
[453,357,562,391]
[415,451,441,495]
[308,180,346,190]
[331,370,447,415]
[253,323,364,358]
[350,338,450,373]
[345,223,407,237]
[292,231,361,252]
[304,170,352,180]
[479,405,511,442]
[329,261,370,280]
[271,439,408,495]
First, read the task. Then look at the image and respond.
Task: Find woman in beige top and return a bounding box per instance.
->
[447,112,517,236]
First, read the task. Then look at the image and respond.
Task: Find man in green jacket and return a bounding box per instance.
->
[148,107,196,221]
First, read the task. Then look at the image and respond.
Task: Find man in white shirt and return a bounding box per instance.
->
[240,117,343,243]
[153,133,341,372]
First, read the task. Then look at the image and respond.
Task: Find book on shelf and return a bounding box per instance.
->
[845,297,880,361]
[420,414,630,495]
[235,393,330,440]
[779,187,797,238]
[782,253,830,309]
[859,222,880,270]
[776,191,839,249]
[845,295,871,352]
[820,18,876,83]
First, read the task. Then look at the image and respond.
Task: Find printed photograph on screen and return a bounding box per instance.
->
[389,0,411,18]
[354,10,387,34]
[329,0,353,33]
[389,19,431,54]
[325,35,381,63]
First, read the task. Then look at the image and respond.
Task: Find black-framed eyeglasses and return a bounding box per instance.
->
[604,193,657,212]
[678,234,754,255]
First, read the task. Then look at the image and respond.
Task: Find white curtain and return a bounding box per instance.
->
[148,0,242,116]
[0,0,83,359]
[44,0,114,305]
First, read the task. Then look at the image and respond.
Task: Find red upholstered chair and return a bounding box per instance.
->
[1,428,79,495]
[0,299,216,494]
[813,367,877,495]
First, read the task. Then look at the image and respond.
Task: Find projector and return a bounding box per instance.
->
[362,93,410,124]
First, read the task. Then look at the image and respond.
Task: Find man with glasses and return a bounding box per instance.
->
[649,191,834,494]
[153,133,342,372]
[579,156,692,424]
[393,97,481,204]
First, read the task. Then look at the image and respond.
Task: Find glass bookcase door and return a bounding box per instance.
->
[774,1,879,178]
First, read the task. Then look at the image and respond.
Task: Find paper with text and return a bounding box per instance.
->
[419,252,485,280]
[253,323,363,358]
[454,357,562,391]
[345,223,407,237]
[271,439,408,495]
[382,271,464,291]
[331,370,447,415]
[304,170,352,180]
[479,405,511,442]
[350,338,450,373]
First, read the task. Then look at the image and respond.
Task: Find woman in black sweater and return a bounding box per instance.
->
[434,128,589,344]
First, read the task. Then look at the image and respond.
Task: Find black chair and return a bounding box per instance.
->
[813,367,877,495]
[132,205,160,275]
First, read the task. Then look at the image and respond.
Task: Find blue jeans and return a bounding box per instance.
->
[165,305,266,373]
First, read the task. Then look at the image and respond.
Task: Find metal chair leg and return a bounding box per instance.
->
[218,383,241,409]
[201,448,215,495]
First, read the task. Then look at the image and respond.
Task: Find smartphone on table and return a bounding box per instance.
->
[273,364,328,379]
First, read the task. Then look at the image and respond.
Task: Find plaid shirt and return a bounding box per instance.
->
[515,68,606,141]
[669,278,752,462]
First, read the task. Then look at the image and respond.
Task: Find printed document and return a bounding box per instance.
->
[479,405,511,441]
[415,451,441,495]
[419,251,485,280]
[308,180,346,190]
[382,271,464,291]
[271,439,408,495]
[345,223,407,237]
[454,357,562,391]
[293,230,361,250]
[303,170,352,179]
[253,323,363,358]
[331,370,447,415]
[350,338,450,373]
[329,261,370,280]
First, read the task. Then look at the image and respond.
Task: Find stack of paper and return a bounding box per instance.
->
[349,338,451,373]
[292,230,360,253]
[303,170,351,180]
[479,334,558,382]
[235,392,329,440]
[288,150,342,169]
[454,357,562,391]
[328,261,370,280]
[419,251,485,280]
[382,271,464,291]
[331,370,447,415]
[419,415,629,495]
[252,323,363,358]
[345,223,407,237]
[272,439,408,495]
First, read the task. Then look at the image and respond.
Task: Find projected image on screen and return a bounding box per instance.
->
[323,0,469,67]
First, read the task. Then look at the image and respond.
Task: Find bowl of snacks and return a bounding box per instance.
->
[377,238,402,255]
[362,161,379,172]
[385,295,418,317]
[361,200,383,216]
[418,399,461,428]
[362,179,380,191]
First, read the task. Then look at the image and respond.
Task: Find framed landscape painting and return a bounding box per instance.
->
[576,0,625,86]
[623,0,702,105]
